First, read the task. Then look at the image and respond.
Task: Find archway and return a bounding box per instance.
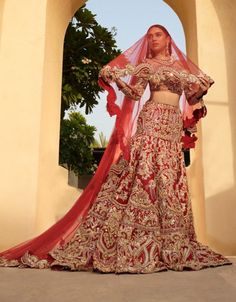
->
[0,0,235,255]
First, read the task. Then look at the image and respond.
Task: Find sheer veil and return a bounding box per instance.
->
[0,24,213,264]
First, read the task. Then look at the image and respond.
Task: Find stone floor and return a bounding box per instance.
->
[0,257,236,302]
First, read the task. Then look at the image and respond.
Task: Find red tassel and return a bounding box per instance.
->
[183,105,207,137]
[183,116,196,129]
[181,132,198,149]
[192,105,207,122]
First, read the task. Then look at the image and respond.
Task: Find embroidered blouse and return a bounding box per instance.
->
[99,58,214,105]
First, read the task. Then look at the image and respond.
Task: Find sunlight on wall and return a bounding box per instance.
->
[196,0,234,198]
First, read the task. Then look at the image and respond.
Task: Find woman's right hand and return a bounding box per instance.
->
[99,66,113,83]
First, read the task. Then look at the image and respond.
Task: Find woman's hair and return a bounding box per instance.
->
[147,24,171,37]
[146,24,172,56]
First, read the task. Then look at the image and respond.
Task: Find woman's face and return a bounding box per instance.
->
[147,27,170,56]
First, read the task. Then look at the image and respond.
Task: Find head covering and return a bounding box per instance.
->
[98,24,213,161]
[0,24,213,265]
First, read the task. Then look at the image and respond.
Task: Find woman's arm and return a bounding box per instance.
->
[172,59,214,105]
[99,64,135,83]
[183,70,214,105]
[116,77,149,101]
[99,63,150,101]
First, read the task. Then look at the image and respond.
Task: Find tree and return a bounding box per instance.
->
[92,131,109,148]
[59,111,97,176]
[61,5,121,119]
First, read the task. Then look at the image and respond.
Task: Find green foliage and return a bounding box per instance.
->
[92,131,109,148]
[59,111,97,175]
[61,5,121,118]
[59,6,121,175]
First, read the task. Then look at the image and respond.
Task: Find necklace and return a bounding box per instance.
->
[152,55,175,65]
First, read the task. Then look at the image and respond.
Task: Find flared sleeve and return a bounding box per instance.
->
[183,70,215,105]
[99,63,150,101]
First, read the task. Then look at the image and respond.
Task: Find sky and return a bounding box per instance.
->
[72,0,186,142]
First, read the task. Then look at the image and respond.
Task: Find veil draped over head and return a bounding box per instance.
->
[98,24,213,161]
[0,25,213,264]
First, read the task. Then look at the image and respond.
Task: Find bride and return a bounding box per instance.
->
[0,24,232,273]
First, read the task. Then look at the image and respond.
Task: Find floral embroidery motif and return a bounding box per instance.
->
[99,60,214,105]
[0,102,231,273]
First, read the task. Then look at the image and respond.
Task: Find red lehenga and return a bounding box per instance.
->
[42,101,233,273]
[0,25,232,273]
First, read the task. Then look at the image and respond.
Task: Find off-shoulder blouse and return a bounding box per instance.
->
[99,58,214,105]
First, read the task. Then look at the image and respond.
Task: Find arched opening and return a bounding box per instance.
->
[58,0,187,188]
[37,0,209,248]
[0,0,235,255]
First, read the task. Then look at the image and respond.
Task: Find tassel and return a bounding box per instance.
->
[181,131,198,149]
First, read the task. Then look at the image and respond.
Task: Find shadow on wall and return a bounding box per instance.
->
[205,0,236,255]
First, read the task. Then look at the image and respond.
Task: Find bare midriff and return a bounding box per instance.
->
[149,90,180,107]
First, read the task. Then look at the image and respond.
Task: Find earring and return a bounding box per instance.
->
[147,49,152,58]
[165,43,169,56]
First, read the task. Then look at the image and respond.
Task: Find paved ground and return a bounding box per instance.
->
[0,257,235,302]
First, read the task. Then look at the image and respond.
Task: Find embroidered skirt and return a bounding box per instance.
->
[0,101,232,273]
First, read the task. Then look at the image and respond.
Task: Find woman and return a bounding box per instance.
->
[0,24,232,273]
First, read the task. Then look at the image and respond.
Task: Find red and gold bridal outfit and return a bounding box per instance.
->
[0,59,232,273]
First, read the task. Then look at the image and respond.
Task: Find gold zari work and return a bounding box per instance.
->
[0,102,231,273]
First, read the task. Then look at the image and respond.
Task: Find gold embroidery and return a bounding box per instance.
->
[100,60,214,105]
[0,102,232,273]
[120,76,148,101]
[0,257,20,267]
